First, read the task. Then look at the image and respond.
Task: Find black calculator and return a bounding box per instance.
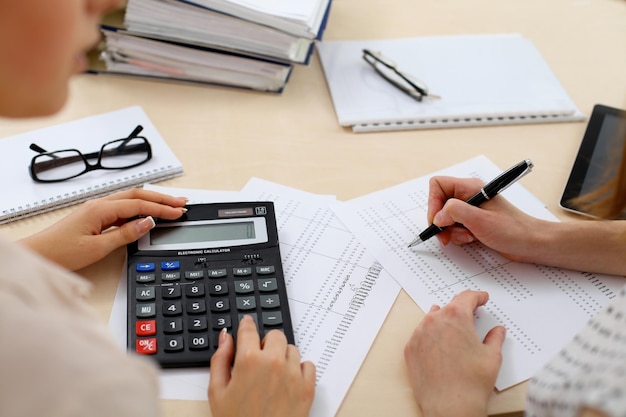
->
[127,202,294,368]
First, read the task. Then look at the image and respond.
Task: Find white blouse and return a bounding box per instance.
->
[525,283,626,417]
[0,237,160,417]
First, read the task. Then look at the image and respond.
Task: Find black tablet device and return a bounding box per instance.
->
[560,104,626,218]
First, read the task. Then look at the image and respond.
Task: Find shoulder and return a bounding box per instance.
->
[0,237,160,417]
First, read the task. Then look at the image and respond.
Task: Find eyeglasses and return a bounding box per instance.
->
[362,49,440,102]
[29,125,152,183]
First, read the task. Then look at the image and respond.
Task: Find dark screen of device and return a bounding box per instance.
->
[579,114,626,195]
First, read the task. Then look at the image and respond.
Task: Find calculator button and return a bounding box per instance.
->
[161,261,180,271]
[136,263,155,272]
[234,280,254,294]
[233,267,252,276]
[136,320,157,336]
[212,332,222,348]
[188,317,208,332]
[258,278,278,292]
[212,315,232,330]
[136,286,156,301]
[186,300,207,314]
[163,318,183,334]
[185,283,205,297]
[262,311,283,327]
[162,285,181,299]
[165,337,184,352]
[256,265,275,275]
[189,335,210,350]
[236,296,256,310]
[136,273,155,283]
[209,282,228,295]
[260,294,280,309]
[163,301,183,316]
[238,313,258,328]
[136,338,157,355]
[162,272,181,282]
[207,268,227,278]
[185,270,204,280]
[211,298,230,312]
[136,303,156,318]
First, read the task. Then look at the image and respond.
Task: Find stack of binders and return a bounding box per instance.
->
[88,0,332,93]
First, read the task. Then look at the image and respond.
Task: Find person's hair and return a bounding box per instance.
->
[569,128,626,219]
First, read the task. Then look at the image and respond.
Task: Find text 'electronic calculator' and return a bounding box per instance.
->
[127,202,294,368]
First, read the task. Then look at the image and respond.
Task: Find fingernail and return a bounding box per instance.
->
[458,233,474,243]
[135,216,155,234]
[218,328,227,346]
[433,212,443,225]
[180,207,188,213]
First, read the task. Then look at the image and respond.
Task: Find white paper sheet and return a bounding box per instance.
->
[332,155,626,390]
[317,34,585,132]
[109,181,400,417]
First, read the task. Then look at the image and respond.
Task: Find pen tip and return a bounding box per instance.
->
[407,238,423,248]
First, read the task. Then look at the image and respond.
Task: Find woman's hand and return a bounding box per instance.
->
[209,316,316,417]
[404,290,506,417]
[19,188,187,271]
[426,176,545,262]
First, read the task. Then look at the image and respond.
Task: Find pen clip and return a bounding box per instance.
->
[495,159,534,195]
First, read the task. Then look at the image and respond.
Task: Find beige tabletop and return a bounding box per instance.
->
[0,0,625,416]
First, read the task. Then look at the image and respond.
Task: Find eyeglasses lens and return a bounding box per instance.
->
[100,137,151,168]
[32,150,87,182]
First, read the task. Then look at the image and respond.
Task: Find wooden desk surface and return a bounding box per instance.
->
[0,0,624,415]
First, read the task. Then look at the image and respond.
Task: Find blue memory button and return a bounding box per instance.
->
[136,263,155,272]
[161,261,180,271]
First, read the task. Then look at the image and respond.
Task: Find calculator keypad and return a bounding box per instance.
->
[130,260,292,367]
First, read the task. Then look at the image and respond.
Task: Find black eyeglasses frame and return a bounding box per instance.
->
[28,125,152,183]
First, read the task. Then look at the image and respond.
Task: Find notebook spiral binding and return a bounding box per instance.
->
[0,165,183,224]
[352,112,585,133]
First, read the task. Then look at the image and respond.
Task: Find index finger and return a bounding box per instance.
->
[447,290,490,315]
[102,188,187,205]
[93,199,186,230]
[235,315,261,354]
[427,176,484,223]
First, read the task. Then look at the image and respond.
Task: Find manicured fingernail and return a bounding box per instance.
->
[136,216,155,234]
[218,328,227,346]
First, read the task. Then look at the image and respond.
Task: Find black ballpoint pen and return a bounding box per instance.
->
[407,159,534,248]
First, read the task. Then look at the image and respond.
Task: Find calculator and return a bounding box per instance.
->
[127,202,294,368]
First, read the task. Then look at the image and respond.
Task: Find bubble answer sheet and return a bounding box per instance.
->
[332,154,625,390]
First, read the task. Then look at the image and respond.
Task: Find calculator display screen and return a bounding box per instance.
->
[151,221,255,245]
[138,217,269,251]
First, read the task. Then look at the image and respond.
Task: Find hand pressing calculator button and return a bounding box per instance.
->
[127,202,294,368]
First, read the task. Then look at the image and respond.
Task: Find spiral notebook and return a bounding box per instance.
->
[0,106,183,224]
[317,34,585,132]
